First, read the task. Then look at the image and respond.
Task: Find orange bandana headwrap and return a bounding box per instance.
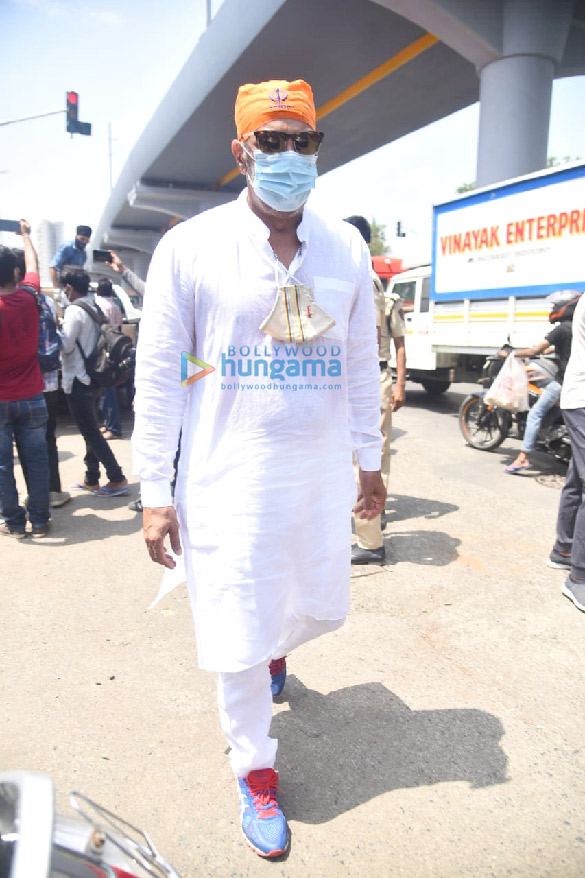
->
[235,79,317,139]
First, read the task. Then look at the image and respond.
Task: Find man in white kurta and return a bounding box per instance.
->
[132,78,384,859]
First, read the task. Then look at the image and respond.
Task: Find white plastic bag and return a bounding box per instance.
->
[484,354,529,412]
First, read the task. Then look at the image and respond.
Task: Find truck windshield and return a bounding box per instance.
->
[393,281,416,310]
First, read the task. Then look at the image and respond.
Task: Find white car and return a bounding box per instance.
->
[89,282,142,322]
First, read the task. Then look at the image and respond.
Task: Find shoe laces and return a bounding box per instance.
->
[245,768,281,818]
[269,657,286,676]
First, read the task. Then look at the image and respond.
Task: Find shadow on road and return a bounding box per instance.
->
[403,386,471,415]
[458,443,568,477]
[23,494,142,547]
[386,530,461,566]
[385,493,458,523]
[273,678,508,824]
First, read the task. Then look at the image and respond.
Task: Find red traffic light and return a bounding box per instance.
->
[66,91,79,133]
[65,90,91,136]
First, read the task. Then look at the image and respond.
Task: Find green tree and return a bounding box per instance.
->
[456,181,476,193]
[369,218,388,255]
[547,155,580,167]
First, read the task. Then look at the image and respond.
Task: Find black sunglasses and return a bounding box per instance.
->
[251,129,324,156]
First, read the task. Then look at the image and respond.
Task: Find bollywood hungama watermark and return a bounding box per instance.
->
[181,342,343,390]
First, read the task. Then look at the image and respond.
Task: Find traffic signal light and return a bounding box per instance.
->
[65,91,91,136]
[66,91,78,133]
[396,221,405,237]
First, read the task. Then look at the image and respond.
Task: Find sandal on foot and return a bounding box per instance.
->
[505,463,531,474]
[94,482,129,497]
[75,481,100,492]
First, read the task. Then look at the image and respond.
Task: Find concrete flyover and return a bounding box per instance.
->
[93,0,585,274]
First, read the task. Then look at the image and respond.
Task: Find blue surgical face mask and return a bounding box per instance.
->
[75,239,87,250]
[245,147,318,213]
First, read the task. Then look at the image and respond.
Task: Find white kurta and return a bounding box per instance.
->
[132,192,382,672]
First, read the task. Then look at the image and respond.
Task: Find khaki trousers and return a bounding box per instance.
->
[353,368,392,550]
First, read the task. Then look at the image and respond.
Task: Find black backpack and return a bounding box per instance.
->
[72,300,135,388]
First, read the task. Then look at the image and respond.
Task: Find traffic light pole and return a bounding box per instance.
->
[0,109,64,127]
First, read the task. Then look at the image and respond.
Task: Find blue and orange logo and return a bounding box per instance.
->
[181,352,215,387]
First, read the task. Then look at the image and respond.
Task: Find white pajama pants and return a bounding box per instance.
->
[216,616,345,777]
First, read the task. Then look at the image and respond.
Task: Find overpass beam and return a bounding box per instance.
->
[475,0,575,187]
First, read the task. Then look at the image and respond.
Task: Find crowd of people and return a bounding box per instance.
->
[1,75,583,862]
[0,221,146,537]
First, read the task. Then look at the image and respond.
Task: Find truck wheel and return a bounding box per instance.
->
[421,379,450,395]
[459,394,509,450]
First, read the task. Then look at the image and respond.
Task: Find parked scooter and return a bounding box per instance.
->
[458,348,571,462]
[0,771,182,878]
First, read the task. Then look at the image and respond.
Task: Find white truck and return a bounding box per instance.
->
[389,161,585,394]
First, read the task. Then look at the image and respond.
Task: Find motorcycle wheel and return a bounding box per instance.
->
[459,394,509,450]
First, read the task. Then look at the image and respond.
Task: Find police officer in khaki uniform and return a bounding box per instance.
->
[344,216,406,564]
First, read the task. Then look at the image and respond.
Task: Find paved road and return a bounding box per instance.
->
[2,384,584,877]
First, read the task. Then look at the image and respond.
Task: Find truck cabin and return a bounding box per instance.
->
[371,255,404,291]
[385,263,431,314]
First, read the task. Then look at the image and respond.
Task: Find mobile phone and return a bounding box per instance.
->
[93,249,112,263]
[0,219,20,233]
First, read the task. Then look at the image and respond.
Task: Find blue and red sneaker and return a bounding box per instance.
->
[269,656,287,698]
[237,768,289,858]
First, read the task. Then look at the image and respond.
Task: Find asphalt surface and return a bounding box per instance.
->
[1,382,584,877]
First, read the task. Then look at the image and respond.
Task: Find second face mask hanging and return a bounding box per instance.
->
[260,283,335,344]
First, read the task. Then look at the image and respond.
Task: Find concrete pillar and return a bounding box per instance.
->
[476,0,575,187]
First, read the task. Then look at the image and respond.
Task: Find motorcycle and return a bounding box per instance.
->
[458,349,571,462]
[0,771,182,878]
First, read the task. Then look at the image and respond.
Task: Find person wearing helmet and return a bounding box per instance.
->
[500,290,582,474]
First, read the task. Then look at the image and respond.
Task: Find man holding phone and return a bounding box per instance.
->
[0,220,51,538]
[0,219,23,234]
[49,224,92,289]
[93,249,146,300]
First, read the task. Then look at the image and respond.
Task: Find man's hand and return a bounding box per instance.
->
[391,385,405,411]
[143,506,182,569]
[354,469,386,520]
[17,219,38,274]
[107,251,125,273]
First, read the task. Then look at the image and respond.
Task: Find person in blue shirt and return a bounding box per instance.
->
[49,225,92,289]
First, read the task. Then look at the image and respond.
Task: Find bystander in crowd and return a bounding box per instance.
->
[344,215,406,565]
[503,290,581,474]
[0,220,51,537]
[12,248,70,508]
[50,224,91,289]
[95,277,124,440]
[60,268,128,497]
[548,292,585,612]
